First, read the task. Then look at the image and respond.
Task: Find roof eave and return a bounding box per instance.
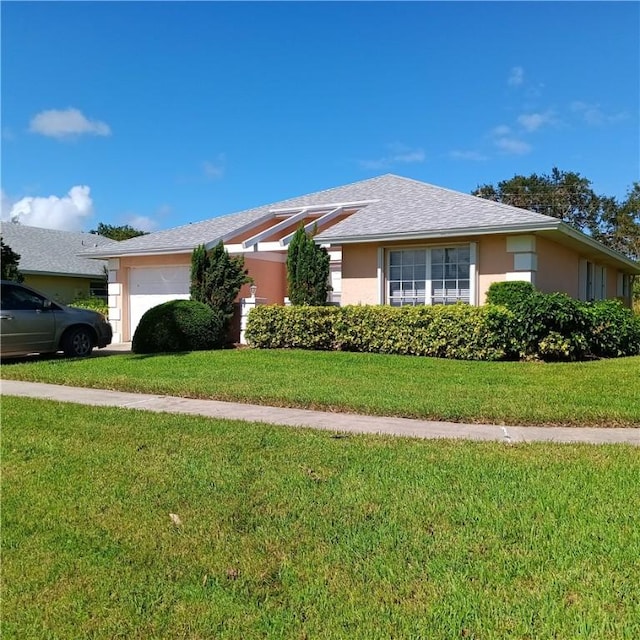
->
[79,245,200,259]
[21,269,106,278]
[316,221,561,245]
[555,223,640,273]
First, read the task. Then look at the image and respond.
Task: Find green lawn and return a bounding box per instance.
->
[2,349,640,426]
[2,396,639,639]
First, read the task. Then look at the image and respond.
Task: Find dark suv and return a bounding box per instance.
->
[0,280,113,358]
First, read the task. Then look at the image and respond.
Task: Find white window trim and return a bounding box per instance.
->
[384,242,476,306]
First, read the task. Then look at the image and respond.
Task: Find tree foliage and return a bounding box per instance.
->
[473,168,640,261]
[286,225,331,306]
[190,241,251,319]
[90,223,148,241]
[1,237,24,282]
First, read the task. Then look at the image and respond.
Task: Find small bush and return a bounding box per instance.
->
[132,299,226,354]
[485,280,536,308]
[69,297,108,318]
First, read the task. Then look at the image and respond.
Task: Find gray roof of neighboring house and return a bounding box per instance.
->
[0,222,113,277]
[82,174,561,258]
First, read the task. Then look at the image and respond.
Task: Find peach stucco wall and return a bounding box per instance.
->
[242,256,287,303]
[477,235,512,304]
[535,236,581,298]
[341,244,380,305]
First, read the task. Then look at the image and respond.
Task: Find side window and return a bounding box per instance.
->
[0,284,47,311]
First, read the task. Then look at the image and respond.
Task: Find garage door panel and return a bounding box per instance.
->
[129,267,190,338]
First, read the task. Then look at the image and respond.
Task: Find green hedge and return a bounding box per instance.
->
[69,297,108,318]
[245,298,640,362]
[246,304,517,361]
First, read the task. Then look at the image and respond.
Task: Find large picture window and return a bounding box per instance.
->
[387,245,472,306]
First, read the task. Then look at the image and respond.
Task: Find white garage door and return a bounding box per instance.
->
[129,266,190,338]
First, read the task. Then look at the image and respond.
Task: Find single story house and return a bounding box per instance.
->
[80,174,640,343]
[0,222,113,304]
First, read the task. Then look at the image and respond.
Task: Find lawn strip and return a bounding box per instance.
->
[2,349,639,427]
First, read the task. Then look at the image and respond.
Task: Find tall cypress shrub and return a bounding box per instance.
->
[189,241,251,320]
[286,225,330,305]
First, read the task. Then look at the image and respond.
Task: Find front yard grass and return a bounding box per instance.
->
[2,349,639,426]
[2,396,639,639]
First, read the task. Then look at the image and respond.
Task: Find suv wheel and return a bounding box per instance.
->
[63,327,94,357]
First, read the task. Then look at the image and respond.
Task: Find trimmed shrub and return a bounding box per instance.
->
[245,305,339,350]
[132,299,226,354]
[583,299,640,357]
[247,304,518,361]
[485,280,536,308]
[511,291,589,360]
[335,304,517,361]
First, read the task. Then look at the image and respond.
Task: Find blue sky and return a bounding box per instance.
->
[1,1,638,233]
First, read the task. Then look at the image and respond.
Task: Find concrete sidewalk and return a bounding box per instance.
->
[2,379,639,445]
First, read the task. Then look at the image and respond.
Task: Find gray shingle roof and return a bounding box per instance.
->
[84,174,561,257]
[0,222,112,277]
[316,174,560,241]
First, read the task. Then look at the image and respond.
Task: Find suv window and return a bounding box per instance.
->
[1,284,47,311]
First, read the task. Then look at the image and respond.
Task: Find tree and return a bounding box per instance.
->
[1,237,24,282]
[473,168,601,233]
[90,223,147,241]
[473,169,640,261]
[286,225,331,305]
[593,183,640,262]
[189,241,251,320]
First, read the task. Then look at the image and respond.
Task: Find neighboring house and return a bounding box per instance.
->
[0,222,113,304]
[80,174,640,343]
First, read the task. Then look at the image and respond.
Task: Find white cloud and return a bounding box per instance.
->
[449,150,488,162]
[126,215,158,233]
[491,125,511,137]
[359,143,425,170]
[508,66,524,87]
[203,155,226,180]
[494,137,531,155]
[29,108,111,139]
[517,111,556,132]
[570,101,627,126]
[2,186,93,231]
